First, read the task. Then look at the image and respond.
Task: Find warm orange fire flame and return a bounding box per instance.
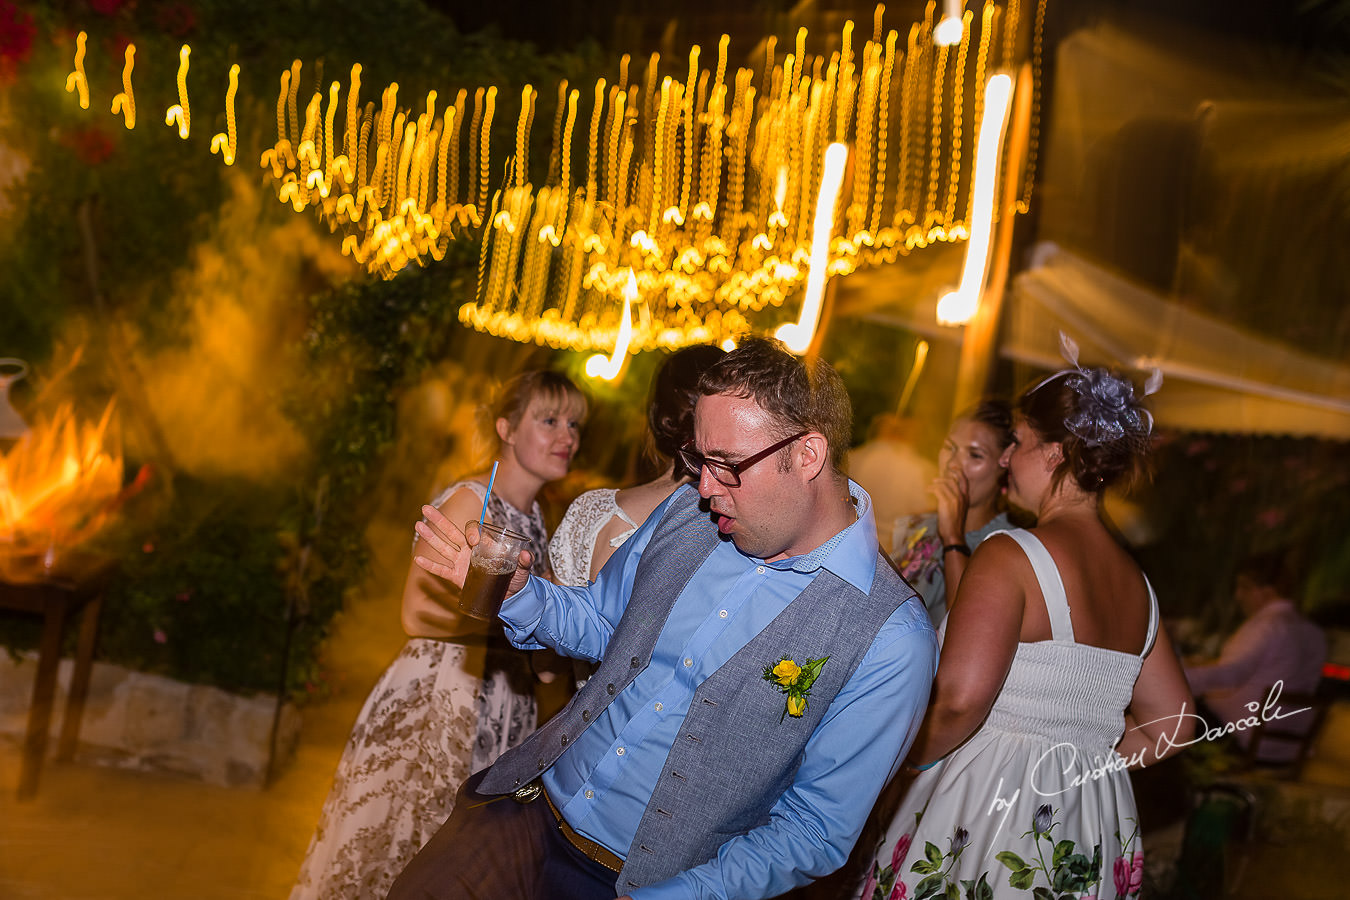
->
[0,400,123,583]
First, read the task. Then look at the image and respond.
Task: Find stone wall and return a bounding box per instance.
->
[0,651,300,788]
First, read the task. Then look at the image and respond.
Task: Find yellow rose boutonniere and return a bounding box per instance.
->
[762,655,829,721]
[772,659,802,686]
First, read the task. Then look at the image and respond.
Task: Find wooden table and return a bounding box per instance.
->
[0,578,103,800]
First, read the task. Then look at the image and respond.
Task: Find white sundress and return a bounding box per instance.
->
[859,528,1159,900]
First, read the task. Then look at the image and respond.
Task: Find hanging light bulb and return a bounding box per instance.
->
[935,0,965,47]
[0,359,30,440]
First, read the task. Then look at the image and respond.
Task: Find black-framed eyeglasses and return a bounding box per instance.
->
[678,431,810,488]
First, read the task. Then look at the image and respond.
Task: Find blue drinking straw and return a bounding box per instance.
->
[479,460,499,527]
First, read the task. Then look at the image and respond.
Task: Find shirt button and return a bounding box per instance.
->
[654,702,663,711]
[718,609,728,619]
[756,565,765,574]
[585,789,595,799]
[683,657,693,667]
[616,747,626,756]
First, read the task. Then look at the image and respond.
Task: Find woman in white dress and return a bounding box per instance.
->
[892,400,1015,626]
[548,343,725,588]
[859,342,1193,900]
[291,371,587,900]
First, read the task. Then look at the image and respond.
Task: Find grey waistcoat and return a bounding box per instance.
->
[479,487,916,892]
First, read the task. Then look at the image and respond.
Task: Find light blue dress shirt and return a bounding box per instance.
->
[499,482,937,900]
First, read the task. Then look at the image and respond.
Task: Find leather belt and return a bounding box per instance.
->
[517,782,624,873]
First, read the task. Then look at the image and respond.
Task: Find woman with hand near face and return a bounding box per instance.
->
[291,371,587,900]
[892,400,1014,626]
[857,346,1192,900]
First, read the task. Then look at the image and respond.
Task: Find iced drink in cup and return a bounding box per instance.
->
[458,521,529,620]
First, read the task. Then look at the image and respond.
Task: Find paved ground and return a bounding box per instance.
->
[0,516,412,900]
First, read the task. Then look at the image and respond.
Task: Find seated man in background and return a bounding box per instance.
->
[1185,551,1327,763]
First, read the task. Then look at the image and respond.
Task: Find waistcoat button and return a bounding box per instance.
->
[607,683,616,694]
[582,709,591,721]
[631,656,640,667]
[560,734,569,746]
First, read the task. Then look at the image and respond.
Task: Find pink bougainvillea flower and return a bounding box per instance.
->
[0,2,34,61]
[153,629,168,644]
[0,1,35,83]
[1256,508,1285,529]
[60,125,115,165]
[155,2,197,36]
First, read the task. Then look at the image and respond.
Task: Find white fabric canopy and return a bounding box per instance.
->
[1006,244,1350,438]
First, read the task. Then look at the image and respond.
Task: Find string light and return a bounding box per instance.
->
[164,44,191,139]
[110,44,135,129]
[62,2,1043,353]
[65,31,89,110]
[935,0,966,47]
[209,64,240,165]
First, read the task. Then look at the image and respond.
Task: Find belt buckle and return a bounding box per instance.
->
[511,781,543,804]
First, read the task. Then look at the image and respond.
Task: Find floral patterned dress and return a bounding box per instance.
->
[859,529,1157,900]
[290,480,549,900]
[892,512,1011,626]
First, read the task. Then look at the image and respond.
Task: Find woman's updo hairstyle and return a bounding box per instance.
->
[1019,368,1154,496]
[646,343,727,474]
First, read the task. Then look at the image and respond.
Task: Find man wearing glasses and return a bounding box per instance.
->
[392,338,937,900]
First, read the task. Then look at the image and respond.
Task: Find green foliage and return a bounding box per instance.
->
[1132,432,1350,628]
[92,476,295,693]
[0,2,607,700]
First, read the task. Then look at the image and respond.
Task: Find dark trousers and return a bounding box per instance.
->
[386,769,619,900]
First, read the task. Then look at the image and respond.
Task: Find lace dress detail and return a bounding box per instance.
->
[291,480,548,900]
[548,488,638,586]
[859,529,1159,900]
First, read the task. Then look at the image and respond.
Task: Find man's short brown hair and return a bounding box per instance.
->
[696,337,852,477]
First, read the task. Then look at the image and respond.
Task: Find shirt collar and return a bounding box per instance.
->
[765,479,878,594]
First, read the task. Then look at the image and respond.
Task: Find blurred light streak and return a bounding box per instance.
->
[164,44,191,139]
[61,2,1042,354]
[936,72,1013,327]
[777,142,848,353]
[585,270,637,381]
[65,31,89,110]
[110,44,135,129]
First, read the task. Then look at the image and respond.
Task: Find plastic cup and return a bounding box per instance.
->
[457,521,528,620]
